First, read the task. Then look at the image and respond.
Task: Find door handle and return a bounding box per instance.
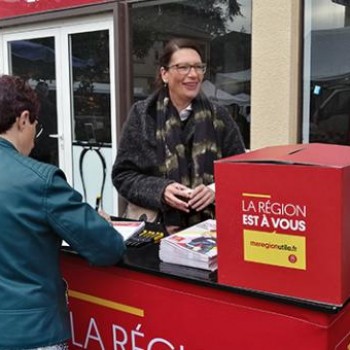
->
[49,134,63,140]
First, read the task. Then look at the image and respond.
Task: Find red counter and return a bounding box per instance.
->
[61,249,350,350]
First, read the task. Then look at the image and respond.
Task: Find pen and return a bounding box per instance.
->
[153,232,164,243]
[95,195,101,211]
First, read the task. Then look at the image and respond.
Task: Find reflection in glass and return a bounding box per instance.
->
[69,30,112,209]
[9,37,58,165]
[131,0,251,148]
[70,30,111,145]
[305,0,350,145]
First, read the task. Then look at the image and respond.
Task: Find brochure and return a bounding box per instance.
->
[159,219,217,271]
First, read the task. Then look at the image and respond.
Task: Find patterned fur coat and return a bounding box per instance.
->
[112,91,245,227]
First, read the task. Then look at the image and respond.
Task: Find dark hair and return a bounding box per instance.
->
[155,38,204,89]
[0,74,40,133]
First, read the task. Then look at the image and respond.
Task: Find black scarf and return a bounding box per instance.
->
[156,88,221,226]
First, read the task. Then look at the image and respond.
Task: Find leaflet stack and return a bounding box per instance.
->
[159,219,217,271]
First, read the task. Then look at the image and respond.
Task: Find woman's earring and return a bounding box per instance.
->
[163,80,168,87]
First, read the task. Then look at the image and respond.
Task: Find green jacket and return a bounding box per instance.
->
[0,138,125,349]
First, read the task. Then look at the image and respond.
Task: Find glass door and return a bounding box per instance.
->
[5,34,60,166]
[62,22,116,214]
[1,16,117,214]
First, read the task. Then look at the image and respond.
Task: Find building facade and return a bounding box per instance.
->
[0,0,347,215]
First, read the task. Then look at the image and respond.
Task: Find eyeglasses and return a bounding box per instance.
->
[167,63,207,75]
[35,122,43,139]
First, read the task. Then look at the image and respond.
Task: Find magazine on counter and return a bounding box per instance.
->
[159,219,217,271]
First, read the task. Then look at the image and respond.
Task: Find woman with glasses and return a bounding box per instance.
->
[112,38,245,233]
[0,74,125,350]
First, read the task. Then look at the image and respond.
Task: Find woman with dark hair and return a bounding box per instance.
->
[0,74,125,349]
[112,38,245,233]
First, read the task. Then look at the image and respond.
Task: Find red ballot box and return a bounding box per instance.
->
[215,143,350,306]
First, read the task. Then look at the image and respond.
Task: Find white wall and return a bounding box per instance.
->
[251,0,302,149]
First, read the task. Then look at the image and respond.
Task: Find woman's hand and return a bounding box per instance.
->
[163,182,192,212]
[188,184,215,212]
